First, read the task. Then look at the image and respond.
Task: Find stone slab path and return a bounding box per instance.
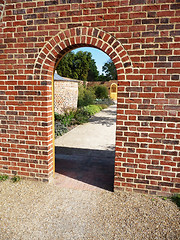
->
[54,104,117,191]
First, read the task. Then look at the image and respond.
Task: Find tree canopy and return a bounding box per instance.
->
[56,51,99,81]
[56,50,117,82]
[102,60,117,80]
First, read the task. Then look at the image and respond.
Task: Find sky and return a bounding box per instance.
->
[73,47,111,75]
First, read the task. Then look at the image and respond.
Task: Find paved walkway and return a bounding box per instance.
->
[54,104,117,191]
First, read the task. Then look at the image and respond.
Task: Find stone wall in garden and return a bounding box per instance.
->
[54,79,79,115]
[0,0,179,195]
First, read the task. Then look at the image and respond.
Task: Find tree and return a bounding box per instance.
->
[56,51,76,79]
[87,59,99,82]
[56,51,99,81]
[97,74,107,82]
[102,60,117,80]
[73,51,92,81]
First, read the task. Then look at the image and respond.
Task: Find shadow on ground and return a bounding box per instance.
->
[55,146,115,191]
[89,115,116,127]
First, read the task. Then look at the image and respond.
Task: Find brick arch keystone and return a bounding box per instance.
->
[34,27,133,82]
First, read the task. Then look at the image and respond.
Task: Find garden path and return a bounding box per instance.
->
[54,104,117,191]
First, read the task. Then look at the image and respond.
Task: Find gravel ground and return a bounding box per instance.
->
[0,180,179,240]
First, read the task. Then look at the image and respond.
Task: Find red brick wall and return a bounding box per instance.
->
[0,0,179,195]
[87,80,118,95]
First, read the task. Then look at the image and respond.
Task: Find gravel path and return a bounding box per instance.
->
[0,180,179,240]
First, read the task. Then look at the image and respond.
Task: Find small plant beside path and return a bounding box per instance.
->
[54,104,108,138]
[0,174,20,183]
[158,194,180,209]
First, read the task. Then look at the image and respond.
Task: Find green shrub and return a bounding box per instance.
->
[84,88,96,106]
[54,112,62,121]
[74,107,90,124]
[55,121,68,137]
[94,85,108,99]
[54,101,108,138]
[98,104,108,109]
[54,110,76,138]
[78,85,96,107]
[55,110,75,126]
[77,85,85,107]
[63,110,75,127]
[74,105,103,124]
[84,105,102,116]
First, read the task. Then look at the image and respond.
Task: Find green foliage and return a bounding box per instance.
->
[97,74,107,82]
[83,88,96,106]
[11,175,20,183]
[55,110,75,126]
[55,121,68,137]
[170,194,180,208]
[87,59,99,81]
[98,104,108,109]
[159,194,180,209]
[56,51,75,79]
[54,112,62,121]
[0,175,9,181]
[102,59,117,80]
[0,174,21,183]
[56,51,99,81]
[62,111,75,127]
[74,108,90,124]
[94,85,108,99]
[74,105,102,124]
[78,85,96,107]
[84,105,102,116]
[56,49,117,82]
[54,103,107,137]
[54,110,76,137]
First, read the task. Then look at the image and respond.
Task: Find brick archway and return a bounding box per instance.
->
[0,1,179,195]
[34,27,133,78]
[33,26,133,182]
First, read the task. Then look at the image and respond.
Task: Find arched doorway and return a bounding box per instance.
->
[110,83,118,101]
[34,27,133,187]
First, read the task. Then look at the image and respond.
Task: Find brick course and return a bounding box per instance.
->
[0,0,179,195]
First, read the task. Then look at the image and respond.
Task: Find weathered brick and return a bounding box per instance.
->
[142,31,159,37]
[13,9,26,15]
[130,0,145,5]
[138,116,153,121]
[34,7,48,13]
[156,24,174,30]
[0,0,179,196]
[142,19,159,24]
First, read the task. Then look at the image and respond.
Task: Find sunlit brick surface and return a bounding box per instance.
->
[0,0,179,195]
